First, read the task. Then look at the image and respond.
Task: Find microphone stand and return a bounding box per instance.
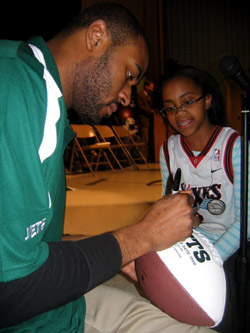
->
[236,90,250,333]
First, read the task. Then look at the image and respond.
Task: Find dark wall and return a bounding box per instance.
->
[0,1,81,40]
[2,0,249,117]
[162,0,250,91]
[82,0,250,88]
[81,0,250,131]
[2,0,249,82]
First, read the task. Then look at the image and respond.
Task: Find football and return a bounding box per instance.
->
[135,229,226,327]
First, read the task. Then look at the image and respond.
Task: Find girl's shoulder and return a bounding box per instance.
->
[221,126,239,135]
[163,133,181,145]
[220,126,240,148]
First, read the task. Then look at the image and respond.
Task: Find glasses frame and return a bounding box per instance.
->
[160,94,206,118]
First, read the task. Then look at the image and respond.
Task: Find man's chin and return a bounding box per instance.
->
[79,112,102,125]
[100,103,118,119]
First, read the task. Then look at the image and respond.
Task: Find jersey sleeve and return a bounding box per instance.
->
[0,50,122,329]
[214,137,250,262]
[160,143,170,196]
[0,53,52,281]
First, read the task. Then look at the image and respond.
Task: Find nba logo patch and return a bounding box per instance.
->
[213,148,220,162]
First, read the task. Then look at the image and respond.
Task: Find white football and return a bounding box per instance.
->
[135,229,226,327]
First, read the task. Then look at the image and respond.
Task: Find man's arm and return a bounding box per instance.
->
[0,233,122,328]
[113,193,198,266]
[0,193,198,328]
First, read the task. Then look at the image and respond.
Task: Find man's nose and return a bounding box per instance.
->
[118,85,132,106]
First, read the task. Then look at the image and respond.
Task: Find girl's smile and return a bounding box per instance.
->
[176,117,193,129]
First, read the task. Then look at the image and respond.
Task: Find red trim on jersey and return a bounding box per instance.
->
[180,126,223,168]
[163,139,171,174]
[224,132,240,184]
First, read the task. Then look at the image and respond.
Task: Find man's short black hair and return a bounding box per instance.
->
[62,2,149,49]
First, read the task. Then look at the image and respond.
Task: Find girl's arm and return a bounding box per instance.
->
[214,137,250,262]
[160,144,170,196]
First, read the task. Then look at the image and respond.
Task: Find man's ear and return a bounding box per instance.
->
[86,20,109,51]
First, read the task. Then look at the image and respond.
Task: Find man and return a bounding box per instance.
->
[0,3,212,332]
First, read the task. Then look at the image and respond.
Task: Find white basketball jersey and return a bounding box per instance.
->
[163,126,239,234]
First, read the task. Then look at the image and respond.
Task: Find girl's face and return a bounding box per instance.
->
[162,76,213,142]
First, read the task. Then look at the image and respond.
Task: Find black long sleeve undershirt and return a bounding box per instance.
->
[0,233,122,329]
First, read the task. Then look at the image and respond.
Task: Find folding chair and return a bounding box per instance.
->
[94,125,138,170]
[112,125,149,168]
[69,124,116,175]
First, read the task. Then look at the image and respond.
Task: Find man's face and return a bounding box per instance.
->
[71,36,149,124]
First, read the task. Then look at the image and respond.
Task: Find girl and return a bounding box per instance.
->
[154,65,250,262]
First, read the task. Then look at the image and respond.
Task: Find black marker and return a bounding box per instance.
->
[172,168,181,193]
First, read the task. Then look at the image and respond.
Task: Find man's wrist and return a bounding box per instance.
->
[112,223,152,266]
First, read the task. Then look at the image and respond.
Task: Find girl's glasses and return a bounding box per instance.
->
[160,94,206,118]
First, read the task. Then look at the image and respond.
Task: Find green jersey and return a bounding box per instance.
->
[0,37,85,332]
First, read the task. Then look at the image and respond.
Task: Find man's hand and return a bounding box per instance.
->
[113,193,199,267]
[121,261,138,282]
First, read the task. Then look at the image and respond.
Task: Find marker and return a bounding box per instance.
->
[172,168,181,194]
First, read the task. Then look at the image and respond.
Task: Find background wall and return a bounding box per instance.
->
[162,0,250,93]
[82,0,250,82]
[1,0,249,131]
[82,0,250,132]
[3,0,249,83]
[0,1,81,40]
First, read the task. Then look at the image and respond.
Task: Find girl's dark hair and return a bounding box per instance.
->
[153,63,227,126]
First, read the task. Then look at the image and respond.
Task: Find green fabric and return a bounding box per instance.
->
[0,37,84,332]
